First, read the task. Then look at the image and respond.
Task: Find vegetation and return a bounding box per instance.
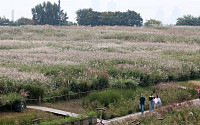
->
[0,109,60,125]
[83,83,197,119]
[176,15,200,26]
[0,26,200,121]
[76,8,143,26]
[32,1,68,25]
[116,102,200,125]
[144,19,162,27]
[0,16,15,26]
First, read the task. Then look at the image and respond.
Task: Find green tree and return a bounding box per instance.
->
[76,9,143,26]
[176,15,198,26]
[76,8,100,26]
[0,16,15,26]
[32,1,68,25]
[144,19,162,27]
[121,10,143,26]
[15,17,35,26]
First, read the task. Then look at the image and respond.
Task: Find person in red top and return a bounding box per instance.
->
[199,88,200,100]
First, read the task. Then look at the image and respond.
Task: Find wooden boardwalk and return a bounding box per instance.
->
[27,99,200,125]
[27,106,108,124]
[27,106,79,117]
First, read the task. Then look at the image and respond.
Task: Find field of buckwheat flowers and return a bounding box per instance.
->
[0,25,200,101]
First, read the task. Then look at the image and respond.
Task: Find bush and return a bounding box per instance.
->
[0,93,23,111]
[144,19,162,27]
[18,83,45,102]
[70,80,90,93]
[91,74,109,90]
[124,79,137,90]
[44,88,69,102]
[139,73,150,87]
[0,78,15,94]
[85,89,134,108]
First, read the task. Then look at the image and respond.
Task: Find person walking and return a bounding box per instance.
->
[149,93,154,112]
[154,95,162,109]
[199,88,200,100]
[139,94,145,114]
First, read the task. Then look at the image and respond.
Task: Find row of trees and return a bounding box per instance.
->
[76,8,143,26]
[176,15,200,26]
[0,1,199,26]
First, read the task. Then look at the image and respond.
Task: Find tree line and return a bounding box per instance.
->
[0,1,199,26]
[76,8,143,26]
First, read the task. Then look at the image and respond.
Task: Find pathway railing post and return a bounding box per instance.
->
[39,96,41,105]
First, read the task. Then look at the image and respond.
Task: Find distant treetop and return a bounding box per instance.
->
[31,1,68,25]
[176,15,200,26]
[76,8,143,27]
[144,19,162,27]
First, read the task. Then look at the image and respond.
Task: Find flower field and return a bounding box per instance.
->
[0,25,200,103]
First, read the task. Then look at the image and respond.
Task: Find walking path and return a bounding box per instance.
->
[27,106,80,117]
[102,98,200,125]
[27,98,200,125]
[27,106,108,123]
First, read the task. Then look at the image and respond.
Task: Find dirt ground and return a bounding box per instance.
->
[40,99,86,114]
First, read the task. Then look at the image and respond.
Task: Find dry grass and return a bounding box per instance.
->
[41,99,85,114]
[154,82,180,90]
[188,81,200,88]
[0,25,200,89]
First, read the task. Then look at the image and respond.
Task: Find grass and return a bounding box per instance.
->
[0,109,61,125]
[116,102,200,125]
[83,82,197,119]
[1,25,200,120]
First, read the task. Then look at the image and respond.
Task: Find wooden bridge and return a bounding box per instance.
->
[27,106,79,117]
[27,106,107,124]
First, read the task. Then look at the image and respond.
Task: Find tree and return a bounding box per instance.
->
[32,1,68,25]
[76,9,143,26]
[176,15,198,26]
[15,17,35,26]
[121,10,143,26]
[0,16,15,26]
[76,8,100,26]
[144,19,162,27]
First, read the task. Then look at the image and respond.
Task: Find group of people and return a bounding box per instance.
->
[139,93,162,114]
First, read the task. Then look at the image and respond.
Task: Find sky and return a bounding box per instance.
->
[0,0,200,24]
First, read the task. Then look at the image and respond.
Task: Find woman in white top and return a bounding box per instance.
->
[154,95,162,109]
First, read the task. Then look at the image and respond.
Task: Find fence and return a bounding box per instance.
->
[26,87,114,105]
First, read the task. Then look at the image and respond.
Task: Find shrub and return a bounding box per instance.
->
[0,93,23,111]
[18,83,45,102]
[85,89,134,108]
[70,80,90,93]
[44,88,69,102]
[139,73,150,87]
[0,78,15,94]
[91,74,109,90]
[123,79,137,90]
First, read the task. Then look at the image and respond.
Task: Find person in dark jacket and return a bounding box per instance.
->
[139,93,145,114]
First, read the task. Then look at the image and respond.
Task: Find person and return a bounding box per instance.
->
[149,93,154,112]
[199,88,200,100]
[154,95,162,109]
[139,94,145,114]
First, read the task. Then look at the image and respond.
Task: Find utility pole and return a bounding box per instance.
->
[58,0,61,25]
